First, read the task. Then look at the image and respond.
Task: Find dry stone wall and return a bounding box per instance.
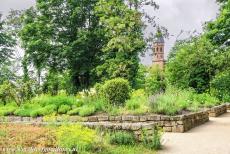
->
[1,104,229,134]
[0,110,209,133]
[208,104,227,117]
[226,103,230,110]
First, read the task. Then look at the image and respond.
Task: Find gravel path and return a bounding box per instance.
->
[159,111,230,154]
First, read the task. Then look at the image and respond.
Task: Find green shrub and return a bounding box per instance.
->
[56,124,100,152]
[142,127,162,150]
[126,98,141,110]
[192,93,219,107]
[109,131,135,145]
[102,78,131,106]
[126,90,147,110]
[14,103,42,117]
[149,87,193,115]
[67,107,81,115]
[30,105,57,117]
[31,94,76,108]
[58,105,71,114]
[145,66,166,95]
[0,102,18,116]
[211,70,230,102]
[79,105,96,117]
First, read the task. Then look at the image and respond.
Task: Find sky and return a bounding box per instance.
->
[0,0,219,65]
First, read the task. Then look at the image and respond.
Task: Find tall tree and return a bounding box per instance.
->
[0,14,16,84]
[20,0,156,92]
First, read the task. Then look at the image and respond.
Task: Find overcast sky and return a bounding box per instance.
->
[0,0,219,65]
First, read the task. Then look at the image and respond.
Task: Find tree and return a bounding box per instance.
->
[20,0,156,93]
[145,65,165,95]
[206,0,230,47]
[211,70,230,101]
[94,0,146,86]
[0,14,16,84]
[166,37,216,93]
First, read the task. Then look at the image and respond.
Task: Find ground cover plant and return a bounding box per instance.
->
[0,123,159,154]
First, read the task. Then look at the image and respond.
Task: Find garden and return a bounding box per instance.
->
[0,0,230,153]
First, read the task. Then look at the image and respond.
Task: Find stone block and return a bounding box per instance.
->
[98,116,109,121]
[139,116,147,122]
[147,115,161,121]
[163,127,172,132]
[172,125,184,133]
[88,116,98,122]
[177,120,184,125]
[114,116,122,121]
[161,116,170,121]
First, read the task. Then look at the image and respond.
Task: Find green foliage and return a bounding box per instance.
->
[142,127,162,150]
[0,15,15,65]
[149,87,219,115]
[134,64,148,89]
[94,0,146,86]
[58,105,71,114]
[145,66,166,95]
[20,0,147,92]
[0,102,18,116]
[211,70,230,101]
[31,94,77,108]
[14,103,42,117]
[102,78,131,106]
[206,0,230,46]
[125,89,148,114]
[56,125,100,152]
[109,131,136,145]
[166,37,216,93]
[79,106,96,117]
[0,81,16,104]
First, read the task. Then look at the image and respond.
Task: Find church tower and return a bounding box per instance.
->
[152,29,165,69]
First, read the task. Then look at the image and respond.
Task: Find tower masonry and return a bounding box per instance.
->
[153,33,165,69]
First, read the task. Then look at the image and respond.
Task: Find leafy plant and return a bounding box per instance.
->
[102,78,131,106]
[79,105,96,117]
[109,131,136,145]
[56,124,100,152]
[58,105,71,114]
[142,127,162,150]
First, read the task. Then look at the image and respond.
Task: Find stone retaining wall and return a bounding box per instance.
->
[82,122,156,140]
[0,110,209,133]
[226,103,230,110]
[208,104,227,117]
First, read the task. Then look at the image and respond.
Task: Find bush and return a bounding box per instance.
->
[0,102,18,116]
[56,124,100,152]
[142,127,162,150]
[149,87,193,115]
[109,131,135,145]
[58,105,71,114]
[102,78,131,106]
[14,103,42,117]
[192,93,219,107]
[211,70,230,102]
[79,105,96,117]
[31,94,77,108]
[145,66,166,95]
[67,107,81,115]
[126,89,147,111]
